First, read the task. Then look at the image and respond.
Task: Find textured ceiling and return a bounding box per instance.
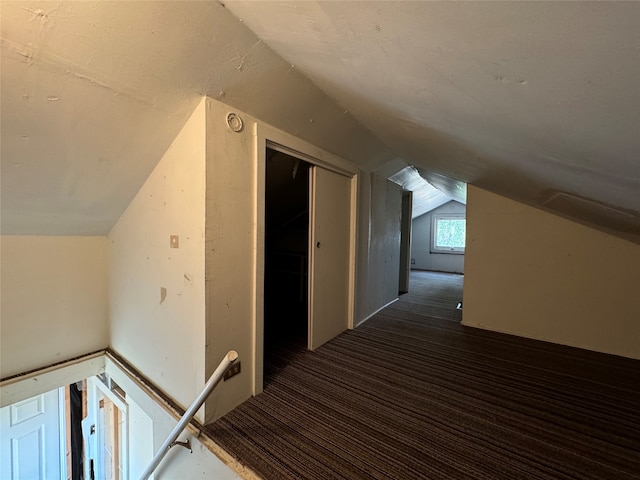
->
[0,1,393,234]
[224,1,640,241]
[1,1,639,241]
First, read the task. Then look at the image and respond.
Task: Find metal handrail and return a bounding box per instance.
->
[139,350,239,480]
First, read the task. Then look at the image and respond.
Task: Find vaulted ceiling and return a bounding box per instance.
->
[2,1,639,241]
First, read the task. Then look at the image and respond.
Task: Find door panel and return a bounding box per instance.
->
[0,389,63,480]
[309,166,352,350]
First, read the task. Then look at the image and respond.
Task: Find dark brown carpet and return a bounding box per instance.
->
[206,271,640,479]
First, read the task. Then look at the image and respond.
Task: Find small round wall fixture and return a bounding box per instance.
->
[226,112,244,132]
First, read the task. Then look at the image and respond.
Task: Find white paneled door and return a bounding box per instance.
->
[0,389,64,480]
[308,166,353,350]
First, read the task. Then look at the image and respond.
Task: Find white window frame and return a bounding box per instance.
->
[431,213,466,254]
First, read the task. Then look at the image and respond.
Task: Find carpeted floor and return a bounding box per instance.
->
[206,271,640,480]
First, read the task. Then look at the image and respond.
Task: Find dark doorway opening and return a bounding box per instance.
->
[69,382,84,480]
[264,147,311,382]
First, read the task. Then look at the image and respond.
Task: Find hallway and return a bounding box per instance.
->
[206,271,640,480]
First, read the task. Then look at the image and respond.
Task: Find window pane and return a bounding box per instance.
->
[435,219,465,249]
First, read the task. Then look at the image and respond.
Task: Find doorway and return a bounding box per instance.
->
[399,190,413,294]
[263,147,311,380]
[84,376,128,480]
[254,130,358,394]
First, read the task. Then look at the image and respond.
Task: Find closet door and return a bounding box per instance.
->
[308,166,352,350]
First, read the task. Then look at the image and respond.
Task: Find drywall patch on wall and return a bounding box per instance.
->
[109,98,207,419]
[0,236,109,378]
[463,185,640,360]
[541,190,640,239]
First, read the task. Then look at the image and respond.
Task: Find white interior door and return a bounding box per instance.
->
[0,389,64,480]
[308,166,352,350]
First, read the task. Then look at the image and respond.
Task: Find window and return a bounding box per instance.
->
[431,214,466,254]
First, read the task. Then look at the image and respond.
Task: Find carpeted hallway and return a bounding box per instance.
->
[206,271,640,480]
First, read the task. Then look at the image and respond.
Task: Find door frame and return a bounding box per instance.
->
[58,387,68,480]
[85,376,128,480]
[252,123,359,395]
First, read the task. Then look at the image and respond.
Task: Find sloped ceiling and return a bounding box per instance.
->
[224,1,640,241]
[0,1,394,234]
[386,166,456,219]
[1,1,639,241]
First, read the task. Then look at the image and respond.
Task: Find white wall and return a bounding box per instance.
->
[203,98,257,422]
[411,201,466,274]
[127,395,154,480]
[0,236,108,378]
[463,185,640,360]
[109,99,207,420]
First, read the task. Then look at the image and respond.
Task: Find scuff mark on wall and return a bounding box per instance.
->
[495,74,528,85]
[160,287,167,304]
